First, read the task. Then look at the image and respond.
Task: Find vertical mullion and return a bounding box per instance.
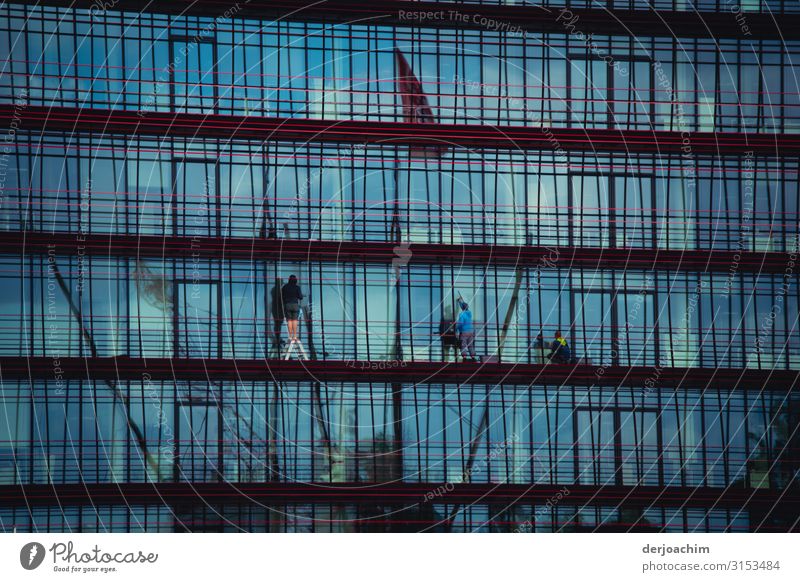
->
[676,388,686,489]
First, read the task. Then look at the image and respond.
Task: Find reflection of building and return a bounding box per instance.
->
[0,1,799,532]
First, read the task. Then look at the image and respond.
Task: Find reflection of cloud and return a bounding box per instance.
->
[132,261,173,311]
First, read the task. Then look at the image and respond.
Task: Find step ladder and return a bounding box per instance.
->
[282,338,308,360]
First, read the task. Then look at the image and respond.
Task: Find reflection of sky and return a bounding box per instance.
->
[4,138,793,254]
[0,255,796,371]
[1,378,793,504]
[1,1,798,533]
[3,8,798,132]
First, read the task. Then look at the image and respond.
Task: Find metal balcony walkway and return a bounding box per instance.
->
[2,356,797,391]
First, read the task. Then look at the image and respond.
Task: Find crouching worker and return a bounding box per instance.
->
[548,330,572,364]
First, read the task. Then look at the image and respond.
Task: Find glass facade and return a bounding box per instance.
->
[0,2,798,532]
[0,255,798,368]
[0,503,767,533]
[2,4,799,132]
[2,381,796,487]
[2,381,797,531]
[3,135,799,252]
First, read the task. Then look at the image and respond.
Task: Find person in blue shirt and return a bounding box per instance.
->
[456,298,478,362]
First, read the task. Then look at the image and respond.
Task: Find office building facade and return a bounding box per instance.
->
[0,0,798,531]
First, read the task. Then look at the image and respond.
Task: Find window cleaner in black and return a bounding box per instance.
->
[281,275,307,360]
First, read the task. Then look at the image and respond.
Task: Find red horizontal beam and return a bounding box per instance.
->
[1,482,796,511]
[4,232,794,274]
[2,357,797,391]
[3,105,798,156]
[11,0,798,39]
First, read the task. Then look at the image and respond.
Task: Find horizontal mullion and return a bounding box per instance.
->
[2,232,794,274]
[3,105,799,156]
[9,0,798,39]
[2,357,797,390]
